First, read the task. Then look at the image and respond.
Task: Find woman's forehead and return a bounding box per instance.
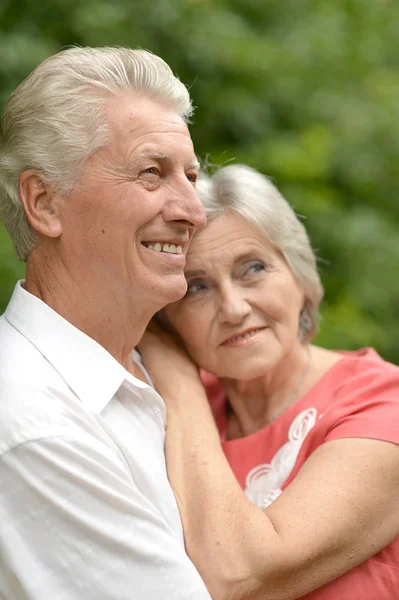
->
[185,213,274,271]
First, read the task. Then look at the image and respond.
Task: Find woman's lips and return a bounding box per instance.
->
[221,327,267,347]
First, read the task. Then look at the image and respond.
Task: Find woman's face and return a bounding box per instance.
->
[164,212,305,380]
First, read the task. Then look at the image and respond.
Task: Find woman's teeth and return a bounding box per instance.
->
[227,328,264,343]
[146,243,183,254]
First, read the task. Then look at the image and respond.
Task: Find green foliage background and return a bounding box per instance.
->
[1,0,398,363]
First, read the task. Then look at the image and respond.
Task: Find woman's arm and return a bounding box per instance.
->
[139,331,399,600]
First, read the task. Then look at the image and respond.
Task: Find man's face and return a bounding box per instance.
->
[57,92,205,313]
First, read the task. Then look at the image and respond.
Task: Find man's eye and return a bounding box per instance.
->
[143,167,158,175]
[186,173,198,183]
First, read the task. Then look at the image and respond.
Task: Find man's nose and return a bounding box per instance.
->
[164,177,207,230]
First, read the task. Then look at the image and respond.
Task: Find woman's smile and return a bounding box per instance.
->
[220,327,268,348]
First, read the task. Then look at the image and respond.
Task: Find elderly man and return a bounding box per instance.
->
[0,47,210,599]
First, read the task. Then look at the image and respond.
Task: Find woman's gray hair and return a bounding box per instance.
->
[196,165,324,342]
[0,46,193,260]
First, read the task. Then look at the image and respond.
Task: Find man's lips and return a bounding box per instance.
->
[220,327,267,346]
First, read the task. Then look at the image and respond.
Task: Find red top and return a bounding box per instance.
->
[202,348,399,599]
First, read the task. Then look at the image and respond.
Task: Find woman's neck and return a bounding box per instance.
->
[220,344,341,440]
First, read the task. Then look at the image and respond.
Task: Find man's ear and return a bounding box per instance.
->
[18,170,62,238]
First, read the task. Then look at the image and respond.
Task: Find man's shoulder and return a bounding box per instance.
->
[0,315,85,455]
[0,311,45,377]
[0,313,54,397]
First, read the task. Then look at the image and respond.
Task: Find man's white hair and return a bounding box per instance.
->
[196,165,324,342]
[0,46,193,260]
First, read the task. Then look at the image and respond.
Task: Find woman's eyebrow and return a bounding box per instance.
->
[184,269,206,278]
[233,251,264,264]
[185,252,263,278]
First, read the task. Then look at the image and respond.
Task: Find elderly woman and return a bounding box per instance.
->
[138,165,399,600]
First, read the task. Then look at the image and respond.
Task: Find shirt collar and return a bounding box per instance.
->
[5,281,149,413]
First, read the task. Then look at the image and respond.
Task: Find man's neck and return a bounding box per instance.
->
[25,252,151,368]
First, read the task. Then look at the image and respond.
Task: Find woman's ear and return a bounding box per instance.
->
[18,170,62,239]
[298,300,313,342]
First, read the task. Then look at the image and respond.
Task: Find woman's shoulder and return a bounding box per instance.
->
[308,348,399,424]
[336,346,396,366]
[328,347,399,390]
[310,347,399,447]
[294,346,399,430]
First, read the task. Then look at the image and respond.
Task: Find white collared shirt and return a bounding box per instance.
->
[0,282,210,600]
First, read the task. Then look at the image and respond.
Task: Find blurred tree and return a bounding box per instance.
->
[1,0,398,362]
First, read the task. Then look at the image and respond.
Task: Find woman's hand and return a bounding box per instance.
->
[137,322,208,409]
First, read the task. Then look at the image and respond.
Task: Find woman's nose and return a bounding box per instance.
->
[218,288,250,325]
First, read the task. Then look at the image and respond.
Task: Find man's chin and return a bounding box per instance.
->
[151,275,187,309]
[165,279,188,304]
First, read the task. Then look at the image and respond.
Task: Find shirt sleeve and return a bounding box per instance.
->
[324,362,399,446]
[0,432,211,600]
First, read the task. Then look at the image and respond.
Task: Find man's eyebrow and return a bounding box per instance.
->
[188,158,201,171]
[139,152,171,162]
[135,153,200,170]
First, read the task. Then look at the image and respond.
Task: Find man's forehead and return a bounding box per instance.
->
[108,92,188,129]
[105,95,197,165]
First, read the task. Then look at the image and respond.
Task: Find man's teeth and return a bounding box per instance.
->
[227,328,263,343]
[146,243,183,254]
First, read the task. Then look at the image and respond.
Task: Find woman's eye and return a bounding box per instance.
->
[248,263,265,274]
[186,281,207,295]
